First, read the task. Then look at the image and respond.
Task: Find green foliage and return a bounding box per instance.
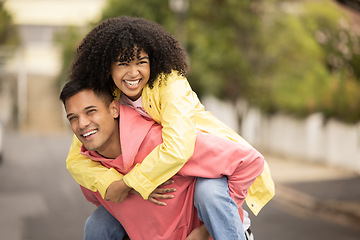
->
[186,0,261,101]
[100,0,176,33]
[0,2,18,46]
[251,0,360,123]
[56,0,360,123]
[55,26,85,87]
[0,2,19,68]
[252,4,330,115]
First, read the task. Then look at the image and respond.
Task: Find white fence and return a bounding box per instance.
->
[202,96,360,173]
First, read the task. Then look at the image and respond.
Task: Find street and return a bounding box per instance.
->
[0,131,359,240]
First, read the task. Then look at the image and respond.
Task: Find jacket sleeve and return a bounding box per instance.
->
[123,75,198,199]
[66,135,124,198]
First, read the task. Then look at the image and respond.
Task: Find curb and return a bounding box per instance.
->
[274,184,360,228]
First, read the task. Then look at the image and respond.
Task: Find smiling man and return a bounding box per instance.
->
[60,80,264,240]
[65,88,120,157]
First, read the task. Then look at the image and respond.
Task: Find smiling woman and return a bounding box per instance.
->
[111,48,150,101]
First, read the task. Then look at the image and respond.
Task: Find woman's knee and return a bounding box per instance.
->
[194,177,229,206]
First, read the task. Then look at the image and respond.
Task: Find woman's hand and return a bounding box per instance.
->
[148,179,176,206]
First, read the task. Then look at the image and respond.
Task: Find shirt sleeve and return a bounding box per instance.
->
[123,75,198,199]
[66,135,124,198]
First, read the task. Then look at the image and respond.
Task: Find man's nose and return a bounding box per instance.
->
[78,116,90,129]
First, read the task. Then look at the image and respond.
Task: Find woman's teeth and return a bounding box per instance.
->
[124,80,140,86]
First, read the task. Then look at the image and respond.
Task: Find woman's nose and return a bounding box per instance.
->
[127,65,139,77]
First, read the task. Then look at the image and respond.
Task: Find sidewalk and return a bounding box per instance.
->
[265,154,360,228]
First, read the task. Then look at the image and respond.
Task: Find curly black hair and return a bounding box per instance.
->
[69,16,189,91]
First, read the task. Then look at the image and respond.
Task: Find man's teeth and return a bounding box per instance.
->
[82,130,97,137]
[124,80,140,86]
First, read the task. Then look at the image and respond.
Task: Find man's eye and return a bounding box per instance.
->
[68,116,77,121]
[87,109,96,114]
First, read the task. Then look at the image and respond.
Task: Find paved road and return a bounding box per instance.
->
[249,156,360,240]
[1,131,359,239]
[0,131,94,240]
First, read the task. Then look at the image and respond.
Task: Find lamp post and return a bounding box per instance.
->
[169,0,189,45]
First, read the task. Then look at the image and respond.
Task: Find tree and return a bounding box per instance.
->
[57,0,360,123]
[186,0,263,102]
[0,2,17,46]
[0,2,18,66]
[251,0,360,122]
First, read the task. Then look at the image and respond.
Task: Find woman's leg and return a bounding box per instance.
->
[84,204,127,240]
[194,177,246,240]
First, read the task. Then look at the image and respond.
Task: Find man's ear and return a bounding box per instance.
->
[110,100,120,118]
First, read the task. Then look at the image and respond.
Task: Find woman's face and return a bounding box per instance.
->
[111,49,150,101]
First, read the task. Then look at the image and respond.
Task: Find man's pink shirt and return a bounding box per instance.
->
[81,104,264,240]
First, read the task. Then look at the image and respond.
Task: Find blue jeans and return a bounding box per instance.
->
[84,204,126,240]
[84,177,246,240]
[194,177,246,240]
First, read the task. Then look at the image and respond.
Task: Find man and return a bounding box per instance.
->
[60,80,264,240]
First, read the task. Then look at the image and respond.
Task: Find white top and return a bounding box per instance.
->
[120,95,152,120]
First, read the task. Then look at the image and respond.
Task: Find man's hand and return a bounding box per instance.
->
[186,224,211,240]
[104,179,131,203]
[147,179,176,206]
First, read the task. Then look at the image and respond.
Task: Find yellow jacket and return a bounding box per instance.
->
[66,71,275,215]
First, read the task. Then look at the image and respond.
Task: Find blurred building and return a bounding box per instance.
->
[1,0,105,133]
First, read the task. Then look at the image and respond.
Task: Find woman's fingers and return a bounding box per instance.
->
[148,197,167,206]
[159,179,174,186]
[153,187,177,194]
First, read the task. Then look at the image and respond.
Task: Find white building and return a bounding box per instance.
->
[2,0,105,132]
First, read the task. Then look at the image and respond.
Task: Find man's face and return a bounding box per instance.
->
[65,90,119,156]
[111,48,150,101]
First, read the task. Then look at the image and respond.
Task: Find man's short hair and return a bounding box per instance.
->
[60,80,115,107]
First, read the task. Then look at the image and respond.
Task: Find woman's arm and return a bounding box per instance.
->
[66,135,124,198]
[123,73,198,199]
